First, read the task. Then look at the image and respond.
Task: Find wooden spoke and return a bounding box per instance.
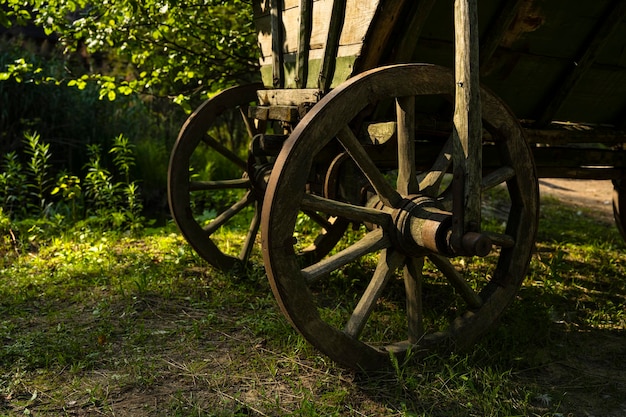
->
[483,231,515,248]
[344,249,406,338]
[239,203,261,262]
[189,178,250,191]
[301,209,333,230]
[427,254,483,309]
[239,105,258,139]
[419,136,453,197]
[404,257,425,343]
[204,191,254,235]
[201,133,247,170]
[302,228,391,283]
[481,166,515,191]
[301,193,392,227]
[396,96,418,195]
[336,126,403,208]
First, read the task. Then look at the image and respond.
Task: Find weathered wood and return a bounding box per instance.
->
[536,167,623,180]
[270,0,285,87]
[301,228,391,283]
[337,126,404,208]
[318,0,346,91]
[301,193,392,226]
[396,96,419,194]
[532,146,626,168]
[481,166,516,191]
[534,0,626,127]
[394,0,436,63]
[356,0,410,70]
[428,254,483,309]
[366,121,396,144]
[296,0,313,88]
[525,127,626,145]
[249,105,300,122]
[344,249,405,338]
[404,258,424,344]
[255,0,382,87]
[452,0,482,241]
[257,88,321,105]
[189,178,250,191]
[479,0,524,73]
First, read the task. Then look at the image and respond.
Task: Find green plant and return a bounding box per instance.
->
[51,173,82,222]
[23,131,53,215]
[0,151,27,218]
[83,143,119,216]
[109,134,135,185]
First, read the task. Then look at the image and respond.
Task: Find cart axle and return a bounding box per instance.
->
[381,195,492,257]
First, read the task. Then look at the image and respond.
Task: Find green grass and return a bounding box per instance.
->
[1,193,625,416]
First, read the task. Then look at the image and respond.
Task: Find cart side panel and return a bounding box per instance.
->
[253,0,381,89]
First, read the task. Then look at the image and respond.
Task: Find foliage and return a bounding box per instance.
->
[0,0,260,107]
[0,131,146,241]
[23,131,53,215]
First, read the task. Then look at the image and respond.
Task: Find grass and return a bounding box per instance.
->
[1,191,625,416]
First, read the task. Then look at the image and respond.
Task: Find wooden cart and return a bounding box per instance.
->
[168,0,626,369]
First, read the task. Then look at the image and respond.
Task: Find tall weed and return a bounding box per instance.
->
[23,131,53,215]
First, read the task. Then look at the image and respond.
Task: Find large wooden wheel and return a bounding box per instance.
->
[168,84,264,271]
[261,64,539,369]
[168,84,348,272]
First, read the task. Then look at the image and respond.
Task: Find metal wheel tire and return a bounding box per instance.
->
[261,64,539,369]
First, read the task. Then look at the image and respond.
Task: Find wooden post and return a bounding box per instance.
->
[452,0,482,249]
[270,0,285,88]
[318,0,346,91]
[296,0,313,88]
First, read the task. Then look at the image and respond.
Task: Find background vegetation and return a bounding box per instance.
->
[1,0,259,229]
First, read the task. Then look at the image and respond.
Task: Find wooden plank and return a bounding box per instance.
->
[536,167,624,180]
[350,0,408,71]
[452,0,482,244]
[318,0,347,91]
[296,0,313,87]
[524,127,626,145]
[532,147,626,168]
[534,0,626,127]
[393,0,437,63]
[479,0,524,73]
[270,0,285,87]
[257,88,321,105]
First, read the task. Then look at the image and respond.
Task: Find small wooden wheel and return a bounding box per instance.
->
[168,84,348,271]
[261,64,539,369]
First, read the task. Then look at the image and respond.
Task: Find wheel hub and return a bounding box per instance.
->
[368,194,493,257]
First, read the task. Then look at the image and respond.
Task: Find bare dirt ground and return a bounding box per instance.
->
[538,178,615,224]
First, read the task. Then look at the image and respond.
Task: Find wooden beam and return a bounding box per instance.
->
[452,0,482,244]
[296,0,313,88]
[355,0,410,72]
[270,0,285,88]
[479,0,524,73]
[534,0,626,127]
[524,127,626,145]
[318,0,347,91]
[393,0,437,63]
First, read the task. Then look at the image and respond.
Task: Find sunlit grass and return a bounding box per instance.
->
[0,190,624,415]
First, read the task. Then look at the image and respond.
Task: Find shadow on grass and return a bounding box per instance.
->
[1,194,625,416]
